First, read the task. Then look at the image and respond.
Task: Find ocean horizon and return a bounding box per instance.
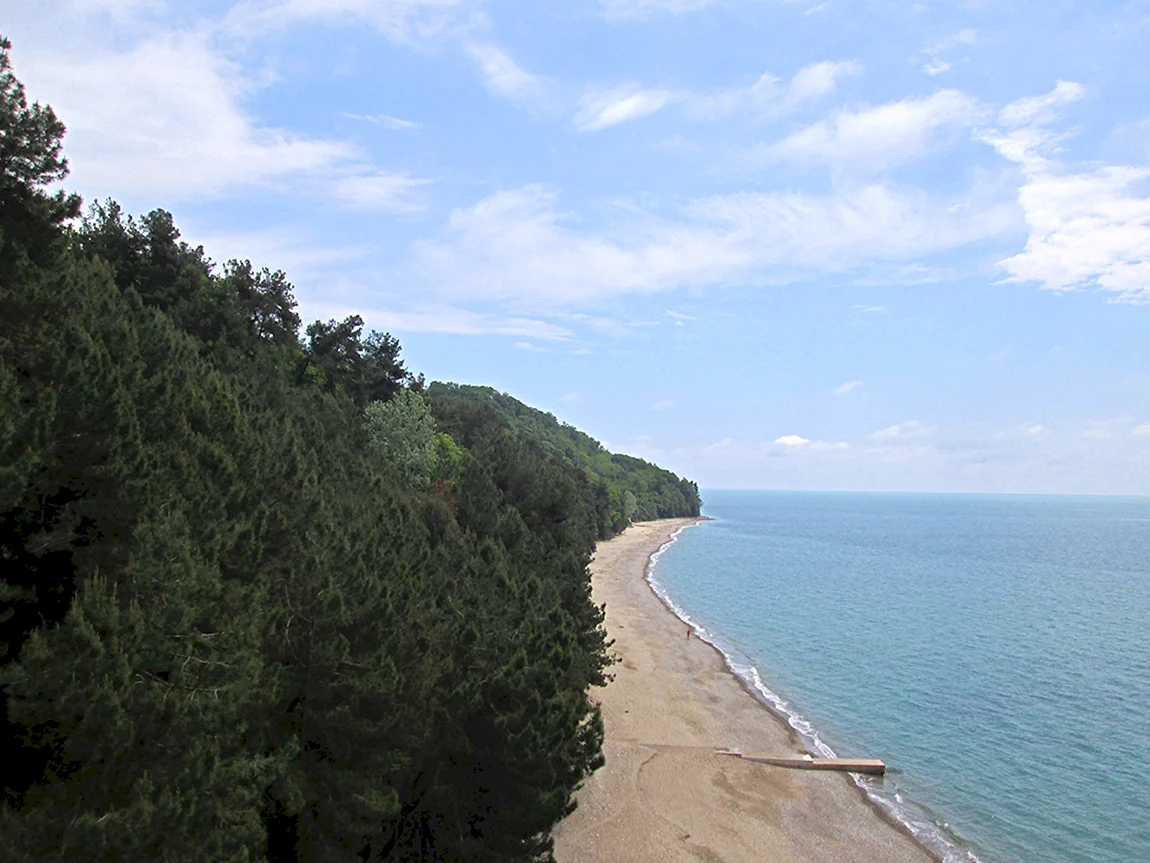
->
[648,490,1150,863]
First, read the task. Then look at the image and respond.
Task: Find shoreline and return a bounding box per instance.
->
[553,517,937,863]
[642,521,953,861]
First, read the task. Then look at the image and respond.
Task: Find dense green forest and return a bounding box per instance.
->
[428,384,700,539]
[0,38,699,862]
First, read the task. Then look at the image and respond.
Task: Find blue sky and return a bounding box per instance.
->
[5,0,1149,493]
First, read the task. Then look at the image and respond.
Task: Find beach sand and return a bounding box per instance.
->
[552,518,935,863]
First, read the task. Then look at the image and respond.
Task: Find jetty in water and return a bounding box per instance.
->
[721,750,886,776]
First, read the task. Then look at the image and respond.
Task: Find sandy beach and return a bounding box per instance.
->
[552,518,935,863]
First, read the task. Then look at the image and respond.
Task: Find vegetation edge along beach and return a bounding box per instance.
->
[0,36,703,862]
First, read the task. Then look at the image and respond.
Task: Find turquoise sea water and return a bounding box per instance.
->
[648,491,1150,863]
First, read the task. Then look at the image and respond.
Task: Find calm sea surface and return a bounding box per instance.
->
[649,490,1150,863]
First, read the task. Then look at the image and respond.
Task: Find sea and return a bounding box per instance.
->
[647,490,1150,863]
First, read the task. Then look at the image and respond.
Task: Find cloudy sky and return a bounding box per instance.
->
[5,0,1149,493]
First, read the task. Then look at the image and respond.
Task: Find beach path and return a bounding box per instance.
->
[552,519,934,863]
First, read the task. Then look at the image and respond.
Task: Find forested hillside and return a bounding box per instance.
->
[428,384,701,539]
[0,38,697,862]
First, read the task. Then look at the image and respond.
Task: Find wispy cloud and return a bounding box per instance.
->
[222,0,465,42]
[406,182,1017,307]
[751,89,985,173]
[921,28,977,77]
[343,112,423,131]
[652,399,675,410]
[576,61,861,131]
[191,224,375,284]
[364,305,573,339]
[561,391,586,402]
[998,80,1085,128]
[834,379,864,395]
[513,341,546,352]
[575,85,677,131]
[465,42,552,111]
[779,60,862,111]
[598,0,717,20]
[328,171,431,213]
[870,420,934,441]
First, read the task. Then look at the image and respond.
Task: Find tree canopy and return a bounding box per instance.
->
[0,36,699,862]
[428,383,702,538]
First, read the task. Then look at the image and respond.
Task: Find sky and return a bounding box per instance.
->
[4,0,1149,494]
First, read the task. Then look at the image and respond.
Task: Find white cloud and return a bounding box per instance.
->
[222,0,464,42]
[652,399,675,410]
[406,182,1017,306]
[363,305,574,339]
[575,85,677,131]
[870,420,934,441]
[666,310,696,321]
[20,32,420,206]
[781,60,862,111]
[998,80,1085,128]
[853,304,886,313]
[465,42,552,111]
[328,172,431,213]
[775,434,811,447]
[834,379,864,395]
[922,28,977,77]
[774,434,849,451]
[1132,424,1150,438]
[998,162,1150,301]
[753,89,985,173]
[984,82,1150,303]
[577,60,860,131]
[692,61,862,119]
[561,391,586,402]
[344,113,423,131]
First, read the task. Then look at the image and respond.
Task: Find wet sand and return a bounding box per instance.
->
[552,518,935,863]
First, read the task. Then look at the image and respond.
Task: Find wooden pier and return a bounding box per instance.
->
[720,750,886,775]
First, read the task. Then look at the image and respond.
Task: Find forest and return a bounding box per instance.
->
[428,384,700,538]
[0,36,699,862]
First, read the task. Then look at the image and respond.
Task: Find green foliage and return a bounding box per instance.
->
[365,389,437,488]
[428,383,702,539]
[300,316,408,407]
[0,36,80,284]
[0,37,696,862]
